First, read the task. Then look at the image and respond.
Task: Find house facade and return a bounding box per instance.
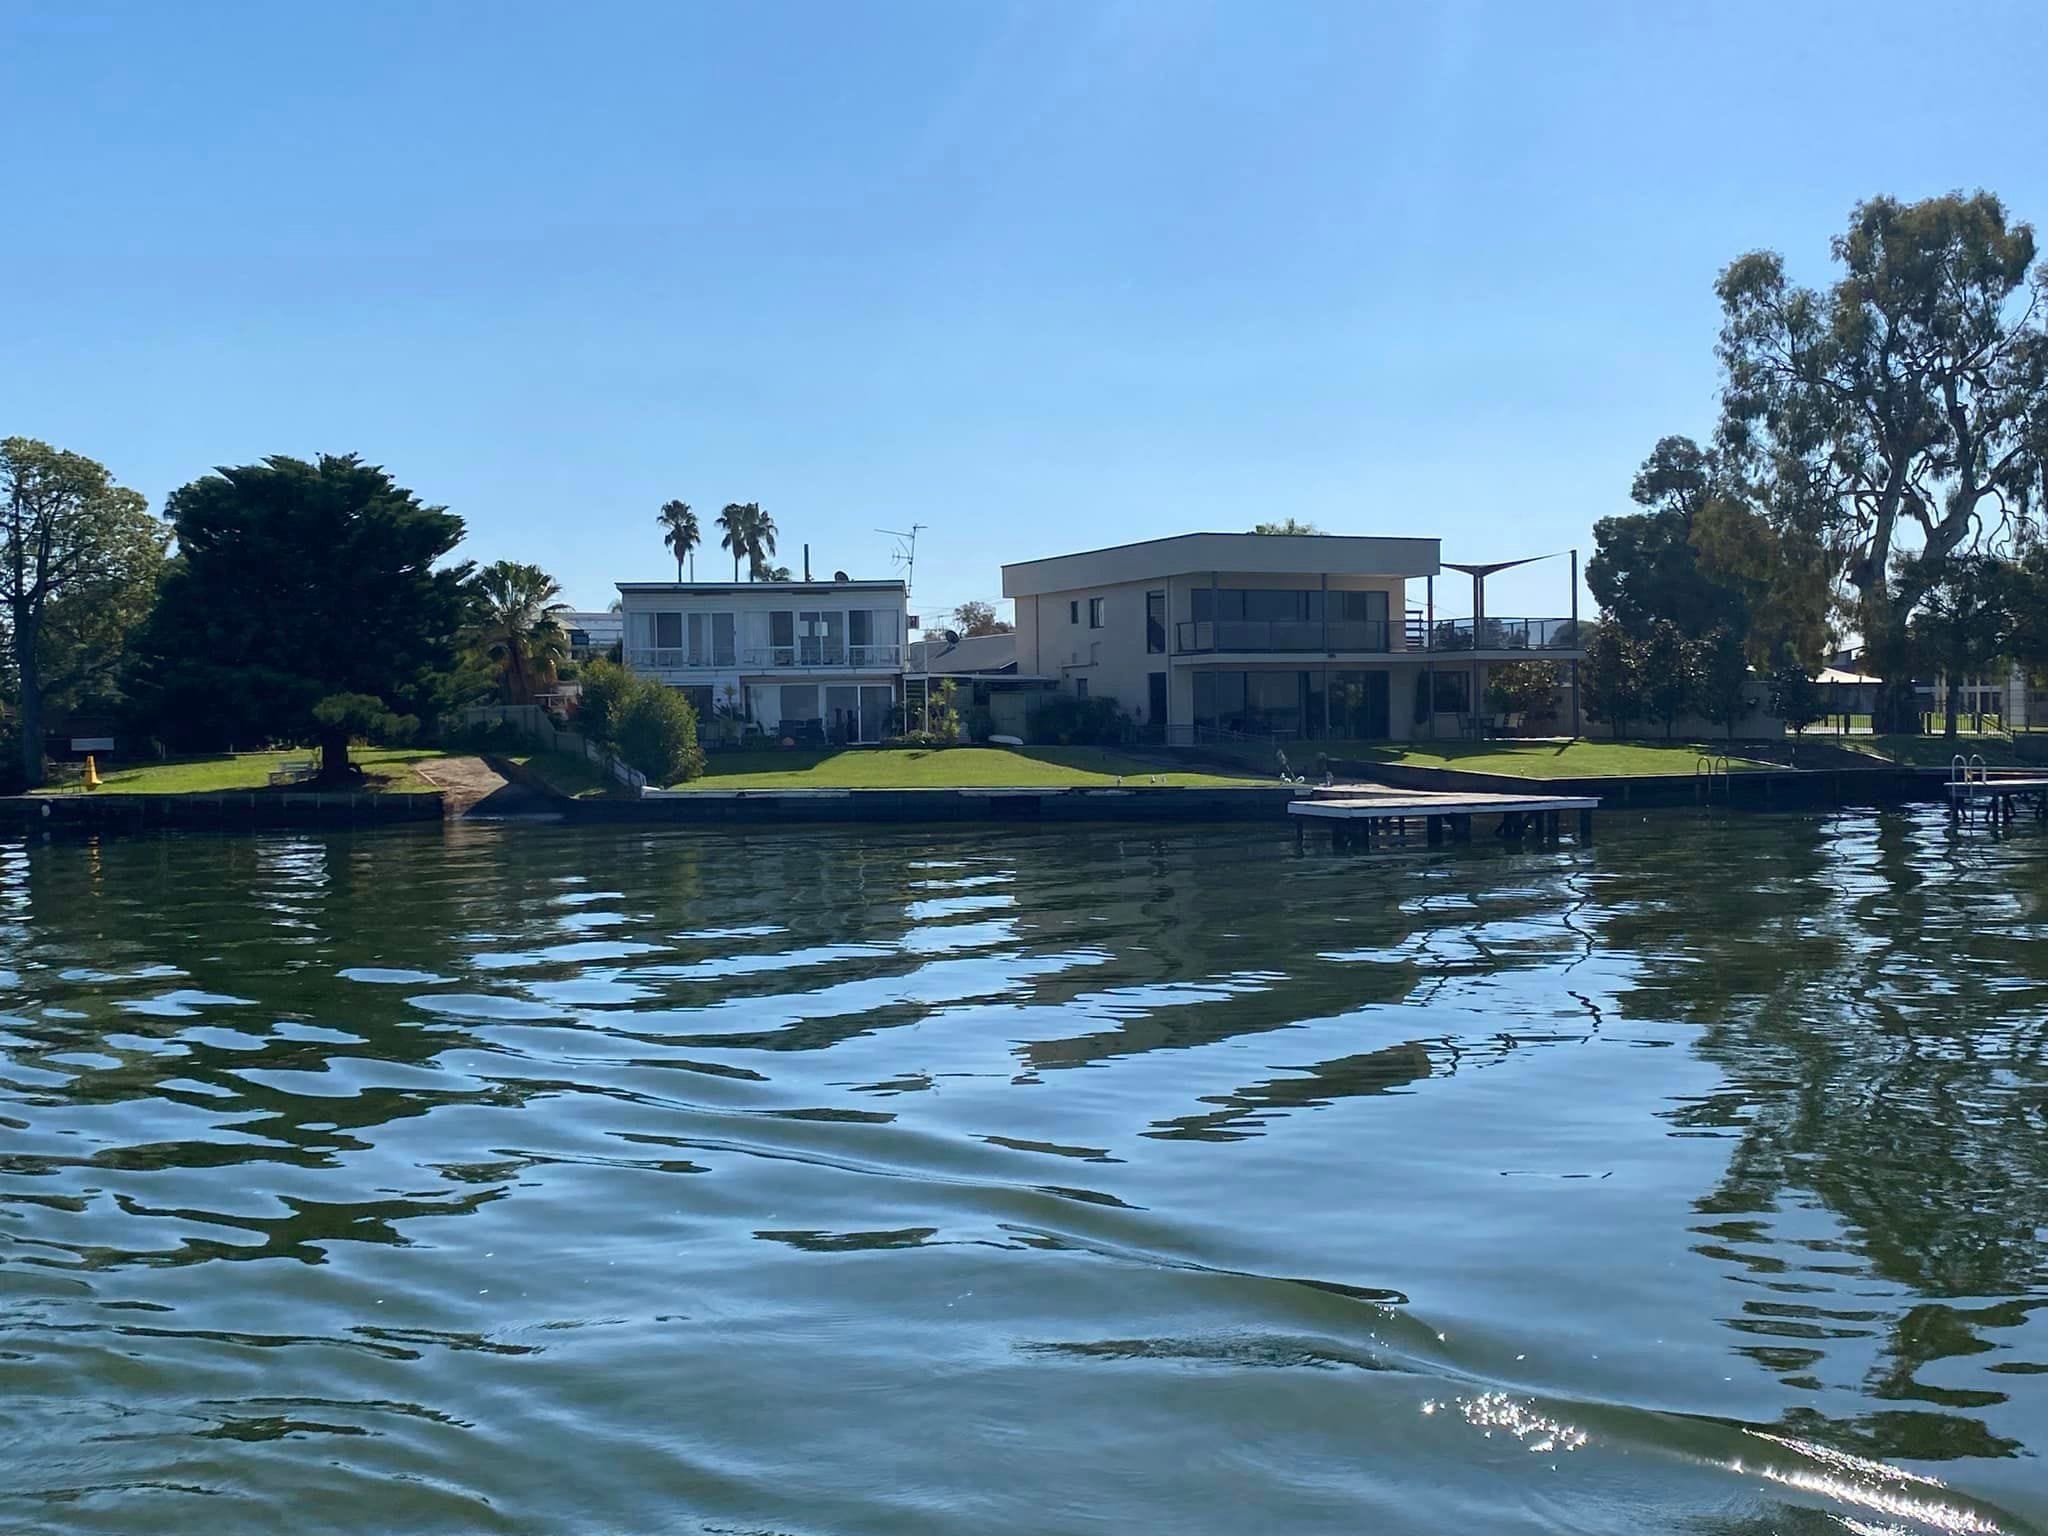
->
[1000,532,1584,742]
[617,579,908,744]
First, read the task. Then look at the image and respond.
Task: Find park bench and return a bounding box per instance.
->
[268,756,316,786]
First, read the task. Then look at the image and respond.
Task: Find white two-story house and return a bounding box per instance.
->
[1000,532,1585,742]
[617,578,909,744]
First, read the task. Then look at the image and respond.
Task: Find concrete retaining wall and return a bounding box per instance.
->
[1330,758,1940,807]
[575,786,1300,825]
[0,791,447,830]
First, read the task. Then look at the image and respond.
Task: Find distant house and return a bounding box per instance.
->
[560,610,623,662]
[907,629,1058,738]
[616,578,908,744]
[999,532,1584,741]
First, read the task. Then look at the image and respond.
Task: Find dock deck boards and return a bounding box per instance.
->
[1288,787,1600,822]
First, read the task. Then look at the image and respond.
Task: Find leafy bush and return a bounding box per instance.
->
[1484,660,1561,722]
[576,658,633,749]
[1768,660,1823,734]
[885,731,958,749]
[1026,694,1135,746]
[312,692,418,745]
[616,680,704,784]
[962,705,996,743]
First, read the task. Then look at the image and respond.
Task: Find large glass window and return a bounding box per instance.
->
[1432,670,1472,713]
[770,610,796,665]
[1146,591,1165,654]
[779,684,819,723]
[1328,671,1391,738]
[1087,597,1104,629]
[654,612,683,650]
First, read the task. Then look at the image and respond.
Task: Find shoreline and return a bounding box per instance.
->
[0,758,1975,833]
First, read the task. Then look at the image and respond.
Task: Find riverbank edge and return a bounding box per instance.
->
[0,759,1961,830]
[0,789,447,829]
[1331,758,1950,807]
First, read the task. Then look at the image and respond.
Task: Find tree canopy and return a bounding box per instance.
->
[1588,436,1750,640]
[134,454,471,768]
[1713,191,2048,726]
[472,560,568,704]
[1251,518,1323,535]
[1,437,166,786]
[658,500,698,582]
[952,600,1011,637]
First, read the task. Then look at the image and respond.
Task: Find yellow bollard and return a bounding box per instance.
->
[83,754,102,790]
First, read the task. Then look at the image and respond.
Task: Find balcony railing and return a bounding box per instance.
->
[1175,618,1390,654]
[628,644,903,672]
[1427,617,1581,652]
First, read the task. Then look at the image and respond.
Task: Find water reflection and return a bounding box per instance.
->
[0,814,2044,1534]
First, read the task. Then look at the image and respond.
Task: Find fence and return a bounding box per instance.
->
[452,705,646,792]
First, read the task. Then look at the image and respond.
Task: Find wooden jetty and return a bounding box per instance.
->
[1289,785,1598,850]
[1948,756,2048,827]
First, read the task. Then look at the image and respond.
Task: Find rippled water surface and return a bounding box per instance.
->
[4,812,2047,1533]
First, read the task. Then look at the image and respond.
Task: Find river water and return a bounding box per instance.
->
[2,811,2045,1534]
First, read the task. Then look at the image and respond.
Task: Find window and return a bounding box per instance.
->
[1432,670,1472,714]
[1146,591,1165,654]
[1074,677,1089,699]
[713,612,735,667]
[1088,597,1104,629]
[654,611,683,650]
[778,684,819,724]
[1069,600,1080,624]
[770,610,795,665]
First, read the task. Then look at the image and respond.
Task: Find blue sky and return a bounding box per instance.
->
[6,0,2044,623]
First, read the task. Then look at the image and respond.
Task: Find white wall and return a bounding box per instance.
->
[1014,569,1417,736]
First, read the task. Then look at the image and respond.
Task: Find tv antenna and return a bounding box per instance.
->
[878,523,930,730]
[877,524,925,603]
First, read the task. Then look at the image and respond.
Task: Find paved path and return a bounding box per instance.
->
[413,755,509,814]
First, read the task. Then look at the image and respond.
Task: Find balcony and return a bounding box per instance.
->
[628,644,903,673]
[1176,618,1390,654]
[1427,617,1581,653]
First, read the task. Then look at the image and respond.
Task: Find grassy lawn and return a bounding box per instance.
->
[505,751,622,799]
[1346,739,1773,778]
[34,748,447,796]
[668,746,1268,791]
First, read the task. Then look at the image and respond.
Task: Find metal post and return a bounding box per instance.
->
[1570,548,1581,738]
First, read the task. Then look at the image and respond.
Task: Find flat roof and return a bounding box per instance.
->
[1001,531,1440,596]
[617,579,906,595]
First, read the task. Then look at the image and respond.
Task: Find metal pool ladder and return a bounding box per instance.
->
[1695,753,1731,805]
[1949,753,1988,819]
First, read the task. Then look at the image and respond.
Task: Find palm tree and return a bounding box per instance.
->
[657,499,699,582]
[473,560,569,704]
[717,502,751,581]
[746,505,778,581]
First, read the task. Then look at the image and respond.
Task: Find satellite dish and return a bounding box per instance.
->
[833,570,850,582]
[943,630,961,645]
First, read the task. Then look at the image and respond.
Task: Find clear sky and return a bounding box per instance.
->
[6,0,2045,624]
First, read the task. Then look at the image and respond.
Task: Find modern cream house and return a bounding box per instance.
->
[1000,532,1583,742]
[617,578,908,744]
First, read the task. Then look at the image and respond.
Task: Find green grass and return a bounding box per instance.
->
[1346,739,1773,778]
[668,745,1268,791]
[505,750,622,799]
[34,748,447,796]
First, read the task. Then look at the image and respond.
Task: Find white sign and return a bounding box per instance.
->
[70,737,114,752]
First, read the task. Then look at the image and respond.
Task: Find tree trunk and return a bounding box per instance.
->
[14,610,43,789]
[314,721,358,786]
